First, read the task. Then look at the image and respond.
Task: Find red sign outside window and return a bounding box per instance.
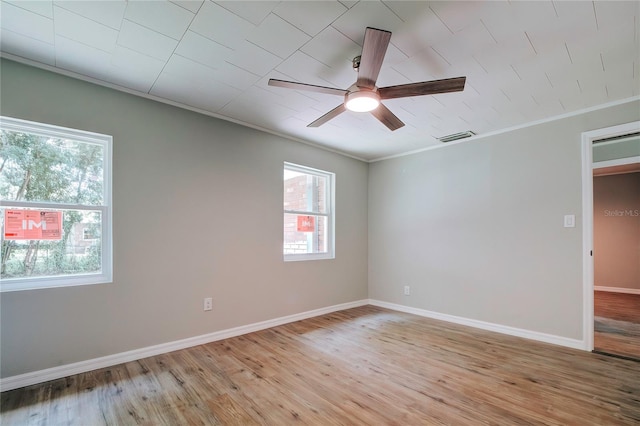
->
[297,215,315,232]
[4,209,63,240]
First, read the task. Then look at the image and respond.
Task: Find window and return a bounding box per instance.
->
[283,162,334,261]
[0,116,112,291]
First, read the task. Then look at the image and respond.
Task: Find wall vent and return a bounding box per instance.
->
[437,131,476,143]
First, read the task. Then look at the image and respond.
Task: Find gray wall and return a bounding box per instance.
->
[369,100,640,340]
[0,59,369,378]
[594,172,640,290]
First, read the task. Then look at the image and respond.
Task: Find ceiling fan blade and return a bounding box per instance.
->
[268,79,347,96]
[370,104,405,131]
[378,77,466,100]
[308,104,347,127]
[356,27,392,89]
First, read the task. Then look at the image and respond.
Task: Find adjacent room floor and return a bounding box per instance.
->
[2,305,639,425]
[594,290,640,361]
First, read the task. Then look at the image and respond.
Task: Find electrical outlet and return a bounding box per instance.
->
[404,285,411,296]
[203,297,213,311]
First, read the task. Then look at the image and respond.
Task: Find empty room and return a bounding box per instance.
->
[1,0,639,424]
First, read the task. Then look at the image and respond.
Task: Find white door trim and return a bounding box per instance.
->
[581,121,640,351]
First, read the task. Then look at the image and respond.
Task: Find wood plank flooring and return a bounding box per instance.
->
[2,305,639,425]
[594,291,640,360]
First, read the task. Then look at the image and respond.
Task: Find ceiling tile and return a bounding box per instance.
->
[375,66,411,88]
[552,0,598,43]
[300,26,361,67]
[189,1,255,49]
[276,96,326,115]
[594,1,639,32]
[337,0,357,9]
[381,43,409,68]
[604,77,636,100]
[175,30,233,69]
[227,40,281,77]
[5,0,52,18]
[479,7,524,45]
[53,6,118,52]
[431,21,496,66]
[215,1,278,26]
[118,20,178,61]
[259,71,344,112]
[428,1,486,33]
[331,1,404,43]
[255,75,321,113]
[512,44,571,80]
[0,28,55,65]
[506,1,557,32]
[161,54,217,82]
[54,36,161,93]
[153,71,241,113]
[54,0,125,30]
[392,48,448,82]
[54,35,113,80]
[602,40,637,80]
[149,71,201,106]
[186,80,241,112]
[1,1,54,43]
[472,31,535,74]
[273,1,347,36]
[385,2,452,57]
[157,54,251,105]
[247,13,311,59]
[101,50,161,92]
[169,0,203,14]
[211,61,261,90]
[110,45,165,84]
[220,89,299,128]
[275,51,338,87]
[124,0,193,40]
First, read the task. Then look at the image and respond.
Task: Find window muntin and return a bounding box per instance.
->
[0,117,112,291]
[283,162,334,261]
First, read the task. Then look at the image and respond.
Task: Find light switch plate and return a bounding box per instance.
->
[564,215,575,228]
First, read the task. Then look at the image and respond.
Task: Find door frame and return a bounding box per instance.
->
[581,121,640,351]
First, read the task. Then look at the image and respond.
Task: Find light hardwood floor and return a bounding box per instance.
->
[594,290,640,360]
[2,305,639,425]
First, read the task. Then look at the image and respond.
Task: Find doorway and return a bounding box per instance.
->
[581,121,640,357]
[592,155,640,359]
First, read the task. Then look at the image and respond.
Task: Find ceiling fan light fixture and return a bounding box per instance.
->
[345,90,380,112]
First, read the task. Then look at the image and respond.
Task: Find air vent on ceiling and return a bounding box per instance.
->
[593,131,640,144]
[437,131,476,143]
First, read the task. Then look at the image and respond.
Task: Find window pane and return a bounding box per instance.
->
[283,170,327,214]
[283,213,327,254]
[0,130,104,205]
[1,208,102,280]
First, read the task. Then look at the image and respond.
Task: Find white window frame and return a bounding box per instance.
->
[283,162,335,262]
[0,116,112,292]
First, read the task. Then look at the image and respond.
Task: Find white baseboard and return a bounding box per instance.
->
[368,299,586,351]
[0,299,369,392]
[594,286,640,295]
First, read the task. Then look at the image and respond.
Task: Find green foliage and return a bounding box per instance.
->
[1,129,104,279]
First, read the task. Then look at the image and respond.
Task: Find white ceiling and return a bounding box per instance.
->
[1,0,639,161]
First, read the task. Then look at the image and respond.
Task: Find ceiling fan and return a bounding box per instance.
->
[268,27,466,131]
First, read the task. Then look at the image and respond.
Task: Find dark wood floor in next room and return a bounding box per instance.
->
[595,290,640,360]
[2,305,639,425]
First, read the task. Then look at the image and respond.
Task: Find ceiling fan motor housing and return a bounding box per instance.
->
[345,87,380,112]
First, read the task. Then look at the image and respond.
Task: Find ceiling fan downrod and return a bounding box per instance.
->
[352,55,361,71]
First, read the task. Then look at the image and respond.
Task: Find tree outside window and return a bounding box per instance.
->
[0,117,112,291]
